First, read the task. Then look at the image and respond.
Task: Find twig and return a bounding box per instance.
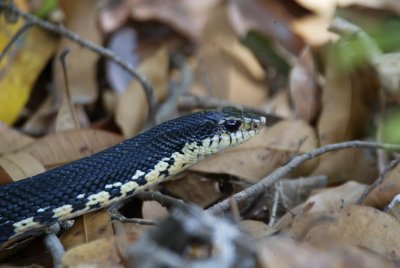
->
[0,21,33,62]
[269,183,280,227]
[44,233,65,268]
[156,53,192,124]
[357,157,400,204]
[0,3,156,122]
[59,48,80,129]
[111,214,156,225]
[207,141,400,215]
[134,192,186,209]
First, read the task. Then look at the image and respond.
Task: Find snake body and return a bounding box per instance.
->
[0,107,265,244]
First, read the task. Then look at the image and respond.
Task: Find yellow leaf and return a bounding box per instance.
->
[0,20,58,124]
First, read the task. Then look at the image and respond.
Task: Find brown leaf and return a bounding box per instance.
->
[62,237,122,267]
[142,201,168,221]
[162,173,225,208]
[0,122,34,154]
[314,54,379,182]
[289,47,320,123]
[61,209,114,250]
[0,152,45,184]
[17,129,123,168]
[116,46,169,137]
[258,236,395,268]
[191,120,318,181]
[129,0,219,40]
[228,0,305,54]
[363,162,400,209]
[54,0,102,105]
[277,181,367,230]
[239,220,276,239]
[288,205,400,260]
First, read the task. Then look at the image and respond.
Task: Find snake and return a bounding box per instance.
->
[0,107,266,245]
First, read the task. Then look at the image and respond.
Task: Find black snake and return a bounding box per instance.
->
[0,107,265,245]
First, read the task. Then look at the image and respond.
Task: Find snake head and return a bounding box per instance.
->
[196,106,267,153]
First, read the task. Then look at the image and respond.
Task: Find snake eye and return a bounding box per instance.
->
[224,120,241,132]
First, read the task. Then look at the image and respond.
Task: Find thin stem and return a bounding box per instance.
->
[0,21,33,62]
[207,141,400,215]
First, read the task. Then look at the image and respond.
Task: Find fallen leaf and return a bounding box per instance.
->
[0,152,45,183]
[239,220,276,239]
[61,209,114,250]
[54,0,102,105]
[279,175,328,210]
[258,236,395,268]
[227,0,305,54]
[62,237,122,267]
[106,27,139,95]
[289,46,320,123]
[129,0,219,40]
[142,201,168,221]
[277,181,368,230]
[18,129,123,168]
[288,205,400,260]
[0,19,58,125]
[162,173,225,208]
[0,122,34,154]
[314,47,379,182]
[363,162,400,209]
[192,120,318,182]
[116,46,169,137]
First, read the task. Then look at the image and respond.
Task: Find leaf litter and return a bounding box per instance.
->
[1,0,400,267]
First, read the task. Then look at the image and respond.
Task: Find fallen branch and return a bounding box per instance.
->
[207,141,400,215]
[0,3,156,122]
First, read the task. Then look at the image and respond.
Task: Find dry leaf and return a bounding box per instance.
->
[54,0,102,105]
[142,201,168,221]
[277,181,368,230]
[258,236,395,268]
[116,46,169,137]
[192,120,318,182]
[289,46,320,123]
[239,220,276,239]
[288,205,400,260]
[106,27,138,95]
[279,175,328,209]
[61,209,114,250]
[62,237,122,267]
[0,21,57,125]
[314,53,379,182]
[0,122,34,154]
[196,4,234,99]
[162,173,224,208]
[0,152,45,183]
[228,0,305,54]
[129,0,219,40]
[18,129,123,168]
[363,162,400,209]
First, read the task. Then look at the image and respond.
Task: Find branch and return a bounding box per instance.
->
[207,141,400,215]
[44,233,65,268]
[0,21,33,62]
[0,3,156,122]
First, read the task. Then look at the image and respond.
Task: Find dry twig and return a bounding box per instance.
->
[207,141,400,215]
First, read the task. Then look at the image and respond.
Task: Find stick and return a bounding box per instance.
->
[207,141,400,215]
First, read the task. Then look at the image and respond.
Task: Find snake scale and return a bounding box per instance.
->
[0,107,265,245]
